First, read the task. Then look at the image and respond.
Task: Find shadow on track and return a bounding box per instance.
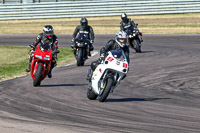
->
[40,83,87,87]
[77,64,91,67]
[140,51,155,53]
[106,97,170,102]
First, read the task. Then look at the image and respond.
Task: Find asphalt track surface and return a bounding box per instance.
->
[0,34,200,133]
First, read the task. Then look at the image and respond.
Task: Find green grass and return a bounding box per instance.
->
[0,45,74,81]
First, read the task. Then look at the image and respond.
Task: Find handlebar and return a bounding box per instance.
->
[29,44,36,49]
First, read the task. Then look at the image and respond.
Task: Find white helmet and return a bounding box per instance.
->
[115,30,128,48]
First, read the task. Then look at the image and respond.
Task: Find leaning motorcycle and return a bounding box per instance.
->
[87,49,129,102]
[29,42,58,87]
[73,33,90,66]
[126,24,143,53]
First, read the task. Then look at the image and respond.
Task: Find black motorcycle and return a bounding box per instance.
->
[73,33,90,66]
[126,24,143,53]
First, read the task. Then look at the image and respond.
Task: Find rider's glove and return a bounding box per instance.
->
[99,54,105,61]
[90,40,94,44]
[29,44,36,49]
[97,56,104,64]
[72,38,75,42]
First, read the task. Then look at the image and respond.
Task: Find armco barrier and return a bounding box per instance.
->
[0,0,200,20]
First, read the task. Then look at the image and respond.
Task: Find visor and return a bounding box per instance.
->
[45,30,54,36]
[81,22,87,26]
[118,38,127,43]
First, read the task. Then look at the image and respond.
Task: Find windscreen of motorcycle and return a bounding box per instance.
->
[126,26,137,35]
[39,41,52,52]
[110,49,126,61]
[78,33,89,42]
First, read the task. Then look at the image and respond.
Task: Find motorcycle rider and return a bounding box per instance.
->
[71,17,95,56]
[120,13,143,49]
[87,30,129,80]
[25,25,59,78]
[120,13,136,32]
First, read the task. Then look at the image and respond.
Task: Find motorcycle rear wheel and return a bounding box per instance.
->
[98,77,113,102]
[33,64,42,87]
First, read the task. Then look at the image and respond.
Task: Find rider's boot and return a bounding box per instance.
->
[48,68,52,78]
[26,63,31,72]
[71,42,76,56]
[72,49,76,56]
[25,56,32,72]
[48,63,54,78]
[71,42,75,48]
[48,60,57,78]
[88,44,94,57]
[86,69,92,82]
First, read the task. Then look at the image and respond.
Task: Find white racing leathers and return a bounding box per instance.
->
[87,48,129,102]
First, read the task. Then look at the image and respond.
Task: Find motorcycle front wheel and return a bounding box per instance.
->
[98,77,113,102]
[33,64,42,87]
[77,49,85,66]
[133,39,141,53]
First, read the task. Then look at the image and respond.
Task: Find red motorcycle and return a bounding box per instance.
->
[30,42,55,87]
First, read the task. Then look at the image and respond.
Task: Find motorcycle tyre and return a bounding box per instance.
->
[33,64,42,87]
[128,38,134,49]
[133,39,141,53]
[87,89,98,100]
[98,77,113,102]
[77,49,84,66]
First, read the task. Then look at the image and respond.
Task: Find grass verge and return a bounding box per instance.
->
[0,13,200,34]
[0,45,74,82]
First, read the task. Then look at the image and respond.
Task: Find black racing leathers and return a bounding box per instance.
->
[32,33,58,53]
[120,18,135,32]
[72,25,95,52]
[91,39,130,71]
[72,25,94,41]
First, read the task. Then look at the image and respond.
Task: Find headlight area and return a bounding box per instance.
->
[43,57,50,60]
[35,55,42,59]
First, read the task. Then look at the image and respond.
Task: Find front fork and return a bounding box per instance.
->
[100,70,108,89]
[99,71,122,93]
[110,73,123,93]
[33,61,47,77]
[110,72,127,93]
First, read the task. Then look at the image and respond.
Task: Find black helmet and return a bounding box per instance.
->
[43,25,54,39]
[80,17,88,27]
[121,13,128,22]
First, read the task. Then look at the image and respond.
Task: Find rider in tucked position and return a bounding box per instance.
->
[120,13,136,32]
[71,17,95,56]
[25,25,59,78]
[87,31,129,80]
[120,13,143,48]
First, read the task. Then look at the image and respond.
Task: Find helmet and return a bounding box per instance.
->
[115,31,128,48]
[43,25,54,39]
[121,13,128,22]
[80,17,88,28]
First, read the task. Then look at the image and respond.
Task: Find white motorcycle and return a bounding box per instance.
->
[87,48,129,102]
